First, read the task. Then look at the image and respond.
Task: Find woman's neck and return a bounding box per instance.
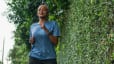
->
[38,18,47,24]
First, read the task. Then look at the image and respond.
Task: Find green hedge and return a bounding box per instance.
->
[58,0,114,64]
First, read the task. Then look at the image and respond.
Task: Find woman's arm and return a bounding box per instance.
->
[29,37,35,44]
[44,28,58,45]
[40,23,58,45]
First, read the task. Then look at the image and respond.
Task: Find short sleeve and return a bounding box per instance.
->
[52,21,60,37]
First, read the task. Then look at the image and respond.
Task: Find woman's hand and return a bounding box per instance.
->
[29,37,35,44]
[40,23,58,45]
[40,23,46,29]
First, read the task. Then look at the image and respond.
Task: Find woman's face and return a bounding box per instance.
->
[37,5,48,18]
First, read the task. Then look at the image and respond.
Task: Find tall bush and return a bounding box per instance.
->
[58,0,114,64]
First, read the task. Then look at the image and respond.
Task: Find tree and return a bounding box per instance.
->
[0,61,3,64]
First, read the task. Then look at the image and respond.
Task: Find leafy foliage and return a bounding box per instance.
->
[7,0,114,64]
[0,61,3,64]
[58,0,114,64]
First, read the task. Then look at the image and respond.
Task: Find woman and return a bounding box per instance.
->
[29,4,60,64]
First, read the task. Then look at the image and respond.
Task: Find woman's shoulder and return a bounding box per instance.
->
[31,23,38,27]
[48,20,57,25]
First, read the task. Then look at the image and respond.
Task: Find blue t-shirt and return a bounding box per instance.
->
[29,21,60,60]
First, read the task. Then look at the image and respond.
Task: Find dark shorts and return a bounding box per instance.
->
[29,57,57,64]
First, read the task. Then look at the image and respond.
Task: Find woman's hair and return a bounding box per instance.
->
[37,3,49,13]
